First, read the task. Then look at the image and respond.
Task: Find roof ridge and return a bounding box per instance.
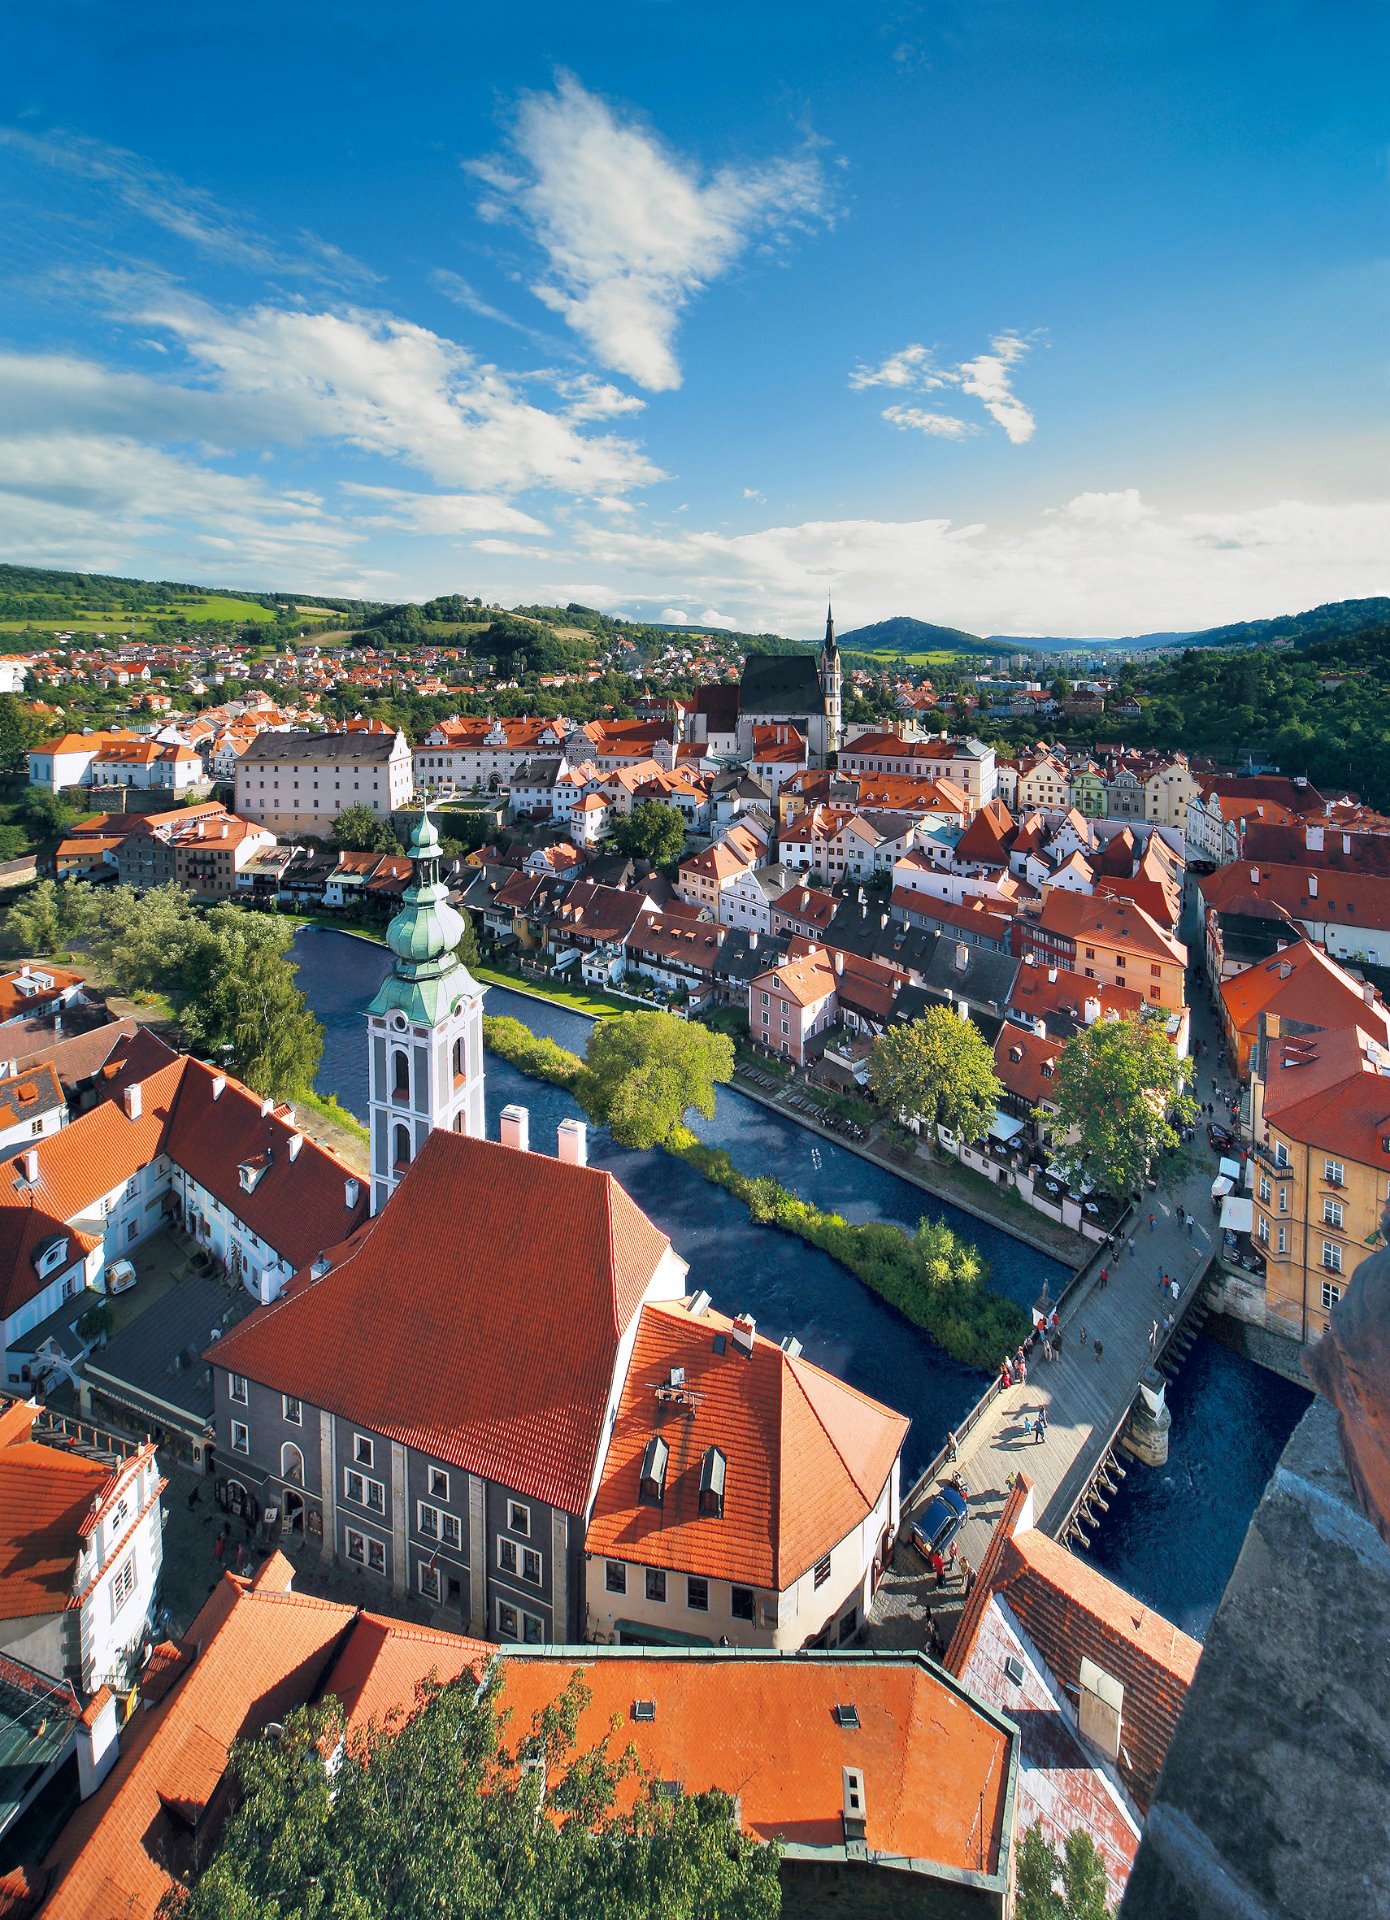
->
[781,1353,875,1504]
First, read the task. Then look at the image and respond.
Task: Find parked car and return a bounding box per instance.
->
[107,1259,138,1295]
[1207,1123,1234,1152]
[910,1485,969,1561]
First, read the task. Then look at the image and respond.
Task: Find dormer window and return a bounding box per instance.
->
[638,1434,669,1508]
[698,1447,726,1519]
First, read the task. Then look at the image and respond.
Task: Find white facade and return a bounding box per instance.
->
[236,732,414,837]
[367,990,485,1216]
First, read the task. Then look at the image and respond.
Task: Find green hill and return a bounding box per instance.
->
[836,615,997,661]
[1185,597,1390,651]
[0,562,380,644]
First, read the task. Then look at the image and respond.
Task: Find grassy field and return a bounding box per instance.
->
[844,645,986,670]
[0,591,284,636]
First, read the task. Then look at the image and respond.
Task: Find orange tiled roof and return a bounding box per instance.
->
[994,1026,1062,1105]
[1037,890,1187,966]
[1220,940,1390,1049]
[206,1130,675,1516]
[753,947,836,1010]
[587,1302,907,1586]
[1262,1024,1390,1168]
[0,1443,111,1619]
[0,967,83,1025]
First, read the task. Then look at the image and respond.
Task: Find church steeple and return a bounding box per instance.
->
[823,600,837,660]
[820,600,842,759]
[365,809,485,1213]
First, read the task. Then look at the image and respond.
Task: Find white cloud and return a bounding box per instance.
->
[469,74,832,390]
[659,607,690,623]
[743,487,766,502]
[958,332,1036,444]
[881,404,976,439]
[547,372,646,421]
[341,484,549,536]
[0,127,374,286]
[473,537,545,556]
[851,331,1037,443]
[561,491,1390,637]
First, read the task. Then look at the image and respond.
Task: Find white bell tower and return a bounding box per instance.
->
[365,810,484,1214]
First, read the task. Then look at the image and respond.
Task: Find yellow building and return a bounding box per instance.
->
[1026,892,1188,1015]
[1144,757,1201,832]
[1250,1019,1390,1344]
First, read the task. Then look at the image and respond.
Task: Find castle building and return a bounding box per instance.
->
[365,810,485,1213]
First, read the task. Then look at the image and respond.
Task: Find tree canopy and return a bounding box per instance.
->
[580,1011,735,1150]
[1045,1014,1195,1197]
[159,1667,780,1920]
[331,804,402,855]
[867,1008,1003,1143]
[178,906,323,1098]
[0,692,44,771]
[2,878,102,957]
[1015,1820,1113,1920]
[612,799,686,867]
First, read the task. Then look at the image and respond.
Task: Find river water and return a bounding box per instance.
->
[291,926,1310,1638]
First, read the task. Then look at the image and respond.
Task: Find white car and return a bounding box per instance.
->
[107,1259,138,1295]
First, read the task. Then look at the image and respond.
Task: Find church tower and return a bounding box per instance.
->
[365,809,484,1214]
[819,600,842,758]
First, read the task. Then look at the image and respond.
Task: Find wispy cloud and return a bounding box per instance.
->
[851,331,1037,443]
[0,127,376,287]
[742,487,766,502]
[468,74,834,391]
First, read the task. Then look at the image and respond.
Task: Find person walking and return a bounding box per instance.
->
[1170,1277,1180,1303]
[1035,1407,1047,1444]
[1148,1319,1159,1353]
[946,1430,958,1462]
[1022,1413,1033,1439]
[1149,1212,1156,1232]
[1094,1337,1104,1362]
[1079,1324,1088,1347]
[1099,1265,1109,1289]
[1043,1335,1053,1362]
[1127,1234,1136,1257]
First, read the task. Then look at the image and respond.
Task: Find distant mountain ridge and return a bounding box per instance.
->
[837,615,997,657]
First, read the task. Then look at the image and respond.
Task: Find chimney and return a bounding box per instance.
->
[748,930,758,950]
[557,1117,588,1166]
[1366,982,1377,1007]
[835,951,844,975]
[77,1687,120,1800]
[345,1177,360,1209]
[841,1766,867,1844]
[955,941,969,973]
[1083,995,1101,1025]
[1344,832,1352,855]
[212,1074,226,1101]
[287,1132,303,1161]
[1250,867,1260,884]
[731,1313,756,1357]
[500,1104,530,1152]
[20,1146,38,1183]
[122,1082,142,1121]
[260,1095,274,1117]
[1034,1016,1047,1037]
[957,997,968,1020]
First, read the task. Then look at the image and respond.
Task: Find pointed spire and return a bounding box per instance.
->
[824,600,837,658]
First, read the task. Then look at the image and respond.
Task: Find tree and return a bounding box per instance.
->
[0,692,43,771]
[89,883,201,996]
[1045,1013,1196,1197]
[580,1011,735,1150]
[178,907,323,1097]
[22,787,81,839]
[867,1008,1003,1143]
[1016,1820,1112,1920]
[159,1668,780,1920]
[3,878,101,957]
[456,905,481,970]
[331,804,401,855]
[612,799,687,867]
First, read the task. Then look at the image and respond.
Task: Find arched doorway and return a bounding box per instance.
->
[283,1489,306,1534]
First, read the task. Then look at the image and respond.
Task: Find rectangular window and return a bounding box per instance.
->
[429,1467,450,1501]
[418,1502,439,1539]
[1258,1215,1269,1245]
[231,1420,249,1453]
[498,1537,518,1576]
[522,1546,542,1585]
[229,1374,248,1405]
[1151,964,1162,977]
[1323,1198,1344,1229]
[442,1512,461,1551]
[1278,1187,1288,1214]
[1275,1141,1289,1168]
[731,1585,755,1621]
[507,1499,530,1536]
[354,1434,375,1467]
[605,1559,627,1595]
[1323,1241,1343,1273]
[687,1575,709,1612]
[418,1561,442,1603]
[110,1554,137,1618]
[282,1395,302,1425]
[813,1555,832,1589]
[346,1526,366,1565]
[1259,1175,1271,1204]
[645,1567,666,1603]
[1277,1225,1287,1254]
[1325,1159,1345,1187]
[1321,1280,1342,1311]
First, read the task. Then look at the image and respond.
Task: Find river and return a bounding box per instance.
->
[291,926,1311,1637]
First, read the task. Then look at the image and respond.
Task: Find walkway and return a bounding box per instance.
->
[869,983,1237,1649]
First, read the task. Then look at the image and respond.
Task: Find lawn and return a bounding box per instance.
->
[0,592,281,636]
[843,645,986,670]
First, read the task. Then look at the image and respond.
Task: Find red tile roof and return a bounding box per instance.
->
[1201,859,1390,934]
[994,1025,1062,1105]
[1037,890,1187,967]
[586,1302,907,1587]
[1009,956,1143,1027]
[0,1443,111,1619]
[206,1130,677,1516]
[1262,1024,1390,1168]
[1221,941,1389,1052]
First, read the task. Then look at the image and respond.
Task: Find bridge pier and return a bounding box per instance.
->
[1121,1369,1172,1468]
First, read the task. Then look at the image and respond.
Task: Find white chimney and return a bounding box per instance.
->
[1344,832,1352,855]
[345,1177,360,1209]
[212,1074,226,1101]
[748,930,758,950]
[1034,1016,1047,1037]
[500,1104,530,1153]
[1250,867,1260,884]
[835,952,844,975]
[557,1118,588,1166]
[1365,982,1377,1007]
[260,1095,274,1117]
[1083,995,1102,1025]
[77,1686,120,1800]
[122,1082,142,1121]
[288,1132,303,1161]
[20,1146,38,1183]
[731,1313,756,1357]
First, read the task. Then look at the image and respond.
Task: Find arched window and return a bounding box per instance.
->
[393,1123,411,1173]
[391,1049,410,1102]
[280,1442,305,1486]
[452,1035,467,1087]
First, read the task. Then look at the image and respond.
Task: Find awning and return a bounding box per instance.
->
[1220,1195,1254,1234]
[1211,1175,1234,1200]
[1219,1156,1243,1183]
[988,1109,1026,1144]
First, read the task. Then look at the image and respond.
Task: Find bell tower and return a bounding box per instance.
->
[365,809,484,1214]
[820,600,842,759]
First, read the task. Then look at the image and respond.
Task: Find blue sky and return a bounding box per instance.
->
[1,0,1387,636]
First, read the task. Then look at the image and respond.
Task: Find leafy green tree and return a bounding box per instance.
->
[89,883,201,996]
[178,907,323,1097]
[612,799,687,866]
[331,804,402,854]
[159,1668,780,1920]
[0,824,27,861]
[867,1007,1003,1143]
[0,692,43,771]
[580,1011,735,1150]
[22,787,81,839]
[1015,1820,1112,1920]
[1045,1014,1196,1197]
[4,877,101,956]
[456,905,481,970]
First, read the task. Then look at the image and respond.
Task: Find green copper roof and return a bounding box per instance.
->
[366,808,480,1025]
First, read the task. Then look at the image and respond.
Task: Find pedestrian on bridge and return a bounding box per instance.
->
[1035,1408,1047,1444]
[1149,1319,1159,1353]
[946,1430,958,1462]
[1127,1234,1136,1256]
[1094,1338,1104,1362]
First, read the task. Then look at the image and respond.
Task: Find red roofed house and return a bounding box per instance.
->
[1219,938,1390,1079]
[748,946,838,1064]
[0,1400,165,1698]
[586,1300,907,1649]
[946,1476,1201,1910]
[1025,891,1188,1015]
